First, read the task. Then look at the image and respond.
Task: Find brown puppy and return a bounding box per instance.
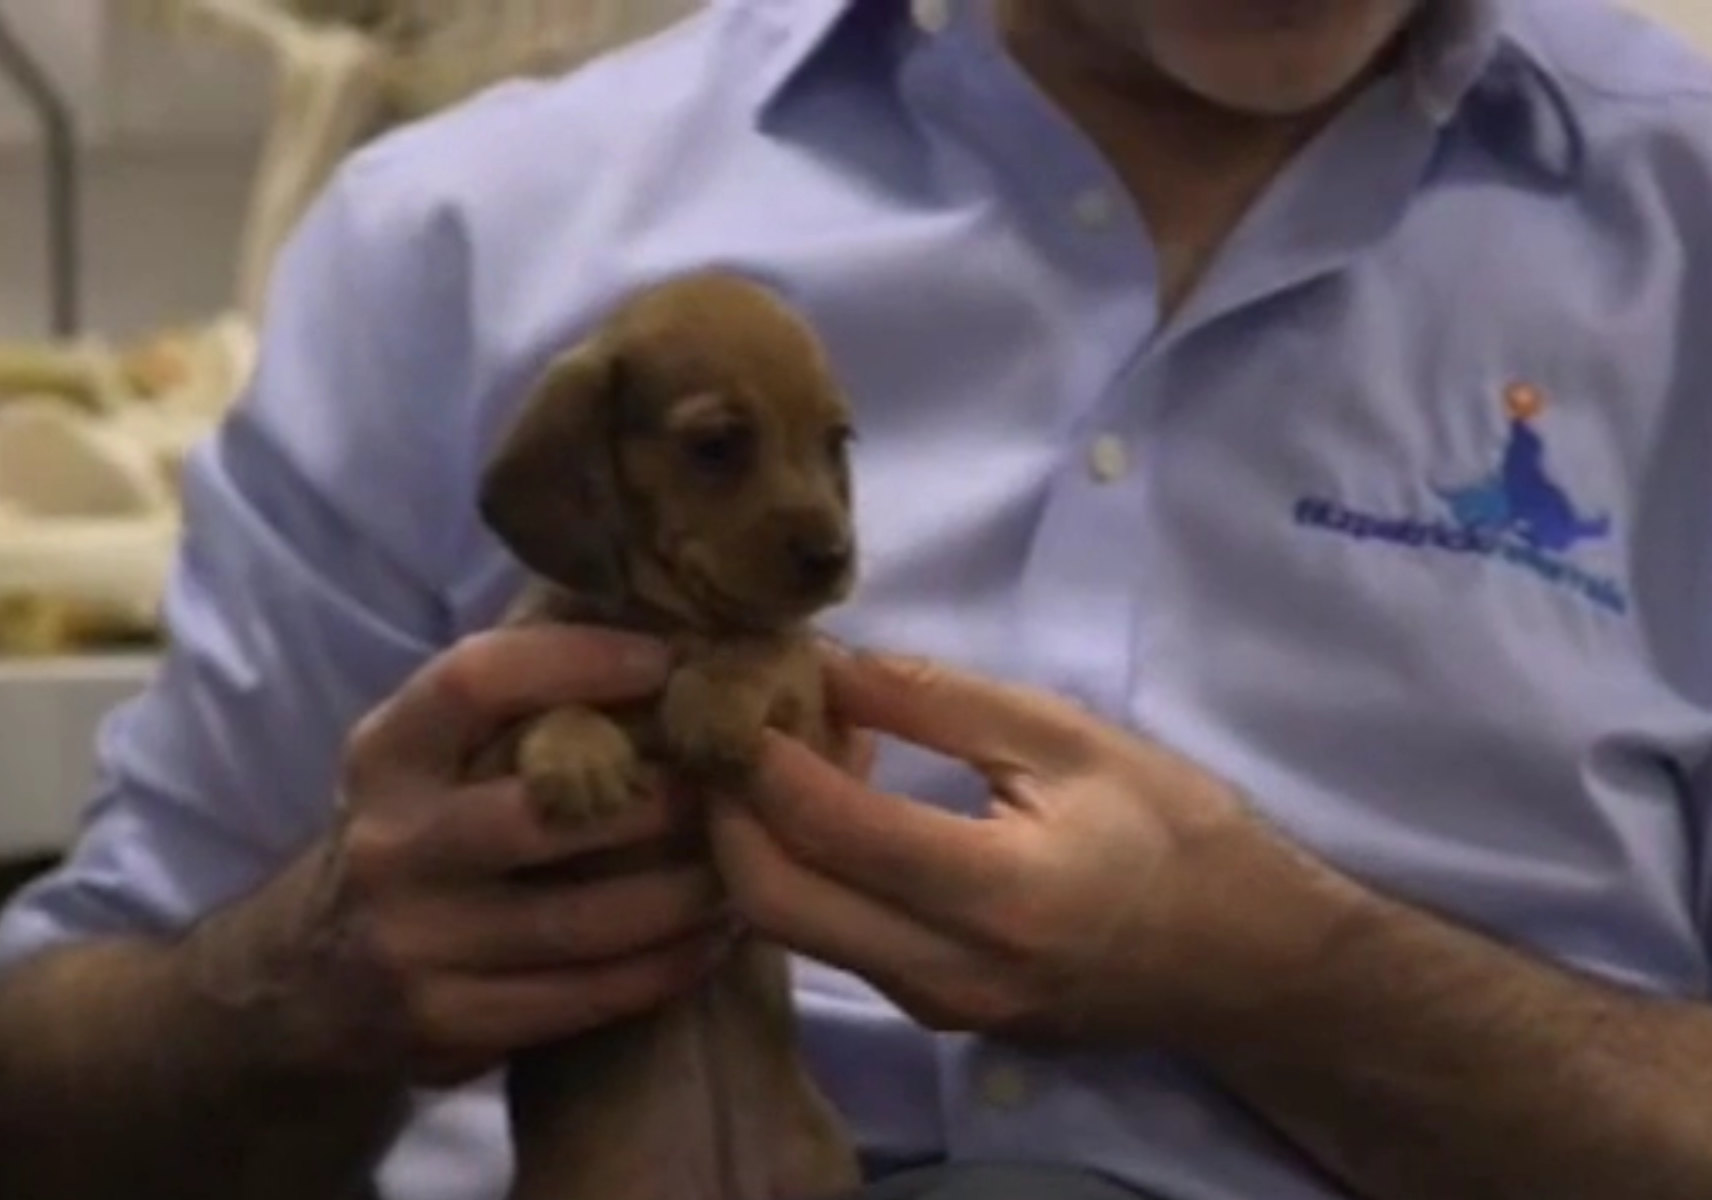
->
[474,272,863,1200]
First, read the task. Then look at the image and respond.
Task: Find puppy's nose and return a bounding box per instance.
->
[788,532,853,590]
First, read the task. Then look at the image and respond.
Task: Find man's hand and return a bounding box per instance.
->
[0,622,741,1200]
[715,646,1712,1200]
[708,647,1303,1045]
[187,624,733,1088]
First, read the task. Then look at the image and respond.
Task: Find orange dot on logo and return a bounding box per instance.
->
[1504,383,1545,421]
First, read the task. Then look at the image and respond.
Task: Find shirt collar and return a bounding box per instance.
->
[1410,0,1505,123]
[740,0,900,108]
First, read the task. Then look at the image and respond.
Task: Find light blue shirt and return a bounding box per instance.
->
[7,1,1712,1197]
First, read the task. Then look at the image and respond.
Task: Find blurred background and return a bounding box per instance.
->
[0,1,696,337]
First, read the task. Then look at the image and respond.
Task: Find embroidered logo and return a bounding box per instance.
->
[1294,383,1627,615]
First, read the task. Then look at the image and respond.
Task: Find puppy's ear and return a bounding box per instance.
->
[478,344,630,601]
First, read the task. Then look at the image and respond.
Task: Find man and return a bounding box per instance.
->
[3,0,1712,1197]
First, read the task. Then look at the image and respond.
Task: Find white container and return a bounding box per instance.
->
[0,655,158,855]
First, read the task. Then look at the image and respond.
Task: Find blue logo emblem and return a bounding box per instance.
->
[1294,384,1627,615]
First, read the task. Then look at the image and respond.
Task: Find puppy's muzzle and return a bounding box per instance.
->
[788,530,854,594]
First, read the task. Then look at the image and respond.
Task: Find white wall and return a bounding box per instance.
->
[0,3,265,340]
[1627,0,1712,51]
[0,143,255,341]
[0,1,698,342]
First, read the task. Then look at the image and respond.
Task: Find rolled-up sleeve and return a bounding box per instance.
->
[0,154,476,967]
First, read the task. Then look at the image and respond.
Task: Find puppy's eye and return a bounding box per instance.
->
[681,422,755,473]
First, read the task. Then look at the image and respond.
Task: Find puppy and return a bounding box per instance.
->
[474,272,863,1200]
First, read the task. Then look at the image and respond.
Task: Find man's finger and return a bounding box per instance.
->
[354,625,673,781]
[412,778,696,878]
[407,861,727,972]
[736,730,1018,930]
[418,931,726,1061]
[710,800,975,995]
[821,649,1093,775]
[826,722,878,780]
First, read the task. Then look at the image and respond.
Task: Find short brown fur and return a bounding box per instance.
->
[472,272,863,1200]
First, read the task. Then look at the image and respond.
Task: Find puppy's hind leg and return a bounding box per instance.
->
[517,705,650,826]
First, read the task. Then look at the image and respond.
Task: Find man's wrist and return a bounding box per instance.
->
[175,843,408,1091]
[1163,804,1388,1058]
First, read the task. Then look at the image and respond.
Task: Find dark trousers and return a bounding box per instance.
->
[848,1162,1148,1200]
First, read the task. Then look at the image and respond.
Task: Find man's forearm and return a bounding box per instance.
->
[0,856,408,1199]
[1187,830,1712,1200]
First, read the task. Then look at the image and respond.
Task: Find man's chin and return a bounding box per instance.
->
[1146,30,1399,116]
[1163,64,1370,118]
[1070,0,1416,119]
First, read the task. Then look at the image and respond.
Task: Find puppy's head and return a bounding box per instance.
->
[479,273,857,630]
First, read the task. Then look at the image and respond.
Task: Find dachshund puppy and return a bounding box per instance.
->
[475,272,863,1200]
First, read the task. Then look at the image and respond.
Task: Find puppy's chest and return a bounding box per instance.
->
[496,570,824,859]
[504,583,830,757]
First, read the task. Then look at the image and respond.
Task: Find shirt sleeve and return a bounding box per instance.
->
[0,156,479,967]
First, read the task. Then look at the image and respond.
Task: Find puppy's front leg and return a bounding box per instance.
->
[658,644,784,785]
[517,704,650,825]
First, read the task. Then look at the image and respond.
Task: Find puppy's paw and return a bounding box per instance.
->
[660,670,767,786]
[517,713,648,826]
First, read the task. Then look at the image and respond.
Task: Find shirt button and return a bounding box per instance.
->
[978,1061,1033,1109]
[912,0,952,33]
[1071,187,1119,231]
[1089,434,1129,483]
